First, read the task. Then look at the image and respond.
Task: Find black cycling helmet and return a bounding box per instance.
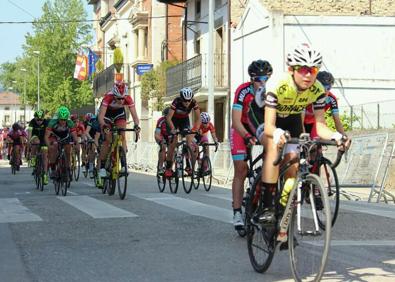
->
[316,71,335,86]
[248,60,273,77]
[12,122,20,131]
[162,107,170,116]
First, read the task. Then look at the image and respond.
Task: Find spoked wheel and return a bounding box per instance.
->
[246,175,275,273]
[192,157,200,190]
[317,158,340,229]
[83,163,88,178]
[117,147,128,200]
[107,178,116,196]
[102,177,108,194]
[157,161,166,193]
[60,166,69,196]
[36,156,44,191]
[72,151,80,182]
[288,174,331,282]
[201,156,213,192]
[182,146,194,194]
[169,157,179,193]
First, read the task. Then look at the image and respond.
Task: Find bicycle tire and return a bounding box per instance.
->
[11,150,17,175]
[246,173,275,272]
[72,151,80,182]
[316,158,340,229]
[102,178,108,194]
[182,146,194,194]
[288,173,331,282]
[117,147,128,200]
[193,156,200,190]
[156,160,166,193]
[202,156,212,192]
[169,154,179,193]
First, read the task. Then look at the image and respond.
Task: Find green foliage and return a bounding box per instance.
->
[0,0,93,112]
[113,48,123,73]
[141,60,178,111]
[96,59,104,73]
[325,110,359,132]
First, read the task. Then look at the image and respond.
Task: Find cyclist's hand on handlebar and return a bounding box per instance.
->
[243,132,257,146]
[273,128,287,148]
[170,129,177,136]
[332,132,351,152]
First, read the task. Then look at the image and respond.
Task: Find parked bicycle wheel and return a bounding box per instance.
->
[246,174,275,273]
[317,157,340,229]
[117,147,128,200]
[182,145,194,194]
[288,174,331,282]
[201,156,212,192]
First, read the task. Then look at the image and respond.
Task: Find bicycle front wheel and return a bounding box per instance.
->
[117,147,128,200]
[72,151,80,181]
[289,174,331,282]
[246,174,275,273]
[182,146,194,194]
[317,158,340,229]
[202,156,212,192]
[157,160,166,193]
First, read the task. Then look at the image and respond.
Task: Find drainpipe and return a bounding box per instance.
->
[227,1,231,141]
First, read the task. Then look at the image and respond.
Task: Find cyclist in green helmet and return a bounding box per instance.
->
[45,106,80,180]
[27,110,50,184]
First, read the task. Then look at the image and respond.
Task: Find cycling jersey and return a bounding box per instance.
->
[304,92,339,125]
[265,73,326,117]
[155,116,170,138]
[199,122,215,135]
[171,97,199,119]
[232,82,255,126]
[46,119,76,139]
[87,117,100,137]
[7,129,26,145]
[74,121,86,137]
[28,118,48,143]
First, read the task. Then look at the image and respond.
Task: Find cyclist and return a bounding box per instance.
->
[196,112,218,161]
[164,87,201,178]
[6,122,27,170]
[154,107,171,175]
[27,110,49,184]
[97,81,140,180]
[83,113,101,178]
[260,43,351,225]
[303,71,346,137]
[231,59,273,230]
[45,106,80,179]
[71,114,86,173]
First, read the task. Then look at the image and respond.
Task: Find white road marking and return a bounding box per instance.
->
[0,198,42,223]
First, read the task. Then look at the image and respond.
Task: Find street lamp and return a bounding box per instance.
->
[33,50,40,110]
[20,68,27,123]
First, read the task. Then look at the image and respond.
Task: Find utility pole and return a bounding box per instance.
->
[21,68,27,123]
[207,0,214,124]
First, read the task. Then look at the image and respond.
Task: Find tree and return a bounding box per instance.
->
[0,0,93,114]
[325,110,359,132]
[141,60,178,111]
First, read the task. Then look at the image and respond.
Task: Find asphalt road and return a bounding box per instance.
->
[0,160,394,282]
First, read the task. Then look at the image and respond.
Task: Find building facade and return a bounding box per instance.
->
[0,91,34,128]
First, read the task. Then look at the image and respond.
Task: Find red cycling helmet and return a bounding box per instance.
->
[112,81,127,98]
[70,114,78,122]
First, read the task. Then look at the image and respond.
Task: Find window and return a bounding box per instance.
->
[195,38,201,55]
[20,116,25,123]
[195,0,201,18]
[5,107,10,110]
[4,115,10,123]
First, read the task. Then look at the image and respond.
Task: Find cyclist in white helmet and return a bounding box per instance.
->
[164,87,201,178]
[196,112,218,163]
[259,43,351,231]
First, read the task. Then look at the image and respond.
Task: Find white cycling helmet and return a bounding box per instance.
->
[287,43,323,68]
[179,87,194,101]
[200,112,210,124]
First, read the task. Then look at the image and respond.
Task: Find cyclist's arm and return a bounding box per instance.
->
[231,109,249,137]
[166,108,176,131]
[71,130,80,150]
[94,132,100,148]
[154,129,162,143]
[98,105,106,127]
[128,105,140,127]
[300,111,306,133]
[192,107,201,131]
[84,125,92,140]
[332,114,346,135]
[44,129,51,146]
[27,127,33,141]
[263,107,277,138]
[315,109,338,140]
[211,131,218,143]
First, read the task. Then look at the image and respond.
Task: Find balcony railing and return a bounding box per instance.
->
[165,53,228,97]
[93,63,134,97]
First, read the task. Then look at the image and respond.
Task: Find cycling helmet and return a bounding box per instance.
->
[70,114,78,122]
[84,113,95,121]
[200,112,210,124]
[34,110,45,119]
[316,71,335,86]
[12,122,20,131]
[287,43,323,68]
[57,106,70,120]
[112,81,126,98]
[248,60,273,77]
[162,107,170,116]
[179,87,194,101]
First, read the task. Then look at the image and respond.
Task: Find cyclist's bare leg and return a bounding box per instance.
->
[64,144,72,169]
[166,137,177,167]
[15,145,21,165]
[42,147,48,172]
[48,143,58,173]
[158,143,166,168]
[99,131,112,166]
[232,160,248,210]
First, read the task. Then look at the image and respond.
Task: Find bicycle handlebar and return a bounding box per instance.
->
[201,142,219,152]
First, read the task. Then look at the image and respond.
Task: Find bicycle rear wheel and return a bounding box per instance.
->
[202,156,212,192]
[117,147,128,199]
[182,146,194,194]
[157,160,166,193]
[317,158,340,229]
[288,174,331,282]
[246,174,275,273]
[72,150,80,181]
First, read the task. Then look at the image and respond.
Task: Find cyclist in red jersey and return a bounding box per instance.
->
[196,112,218,160]
[164,87,201,178]
[231,59,273,230]
[155,107,171,175]
[70,114,86,173]
[303,71,346,138]
[97,81,140,180]
[6,123,27,169]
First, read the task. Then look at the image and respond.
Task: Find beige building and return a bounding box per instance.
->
[0,91,34,127]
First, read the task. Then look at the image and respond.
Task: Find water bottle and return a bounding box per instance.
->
[280,178,295,206]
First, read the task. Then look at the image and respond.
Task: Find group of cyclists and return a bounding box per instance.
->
[3,43,351,238]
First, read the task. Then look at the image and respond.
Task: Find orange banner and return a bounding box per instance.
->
[73,54,88,81]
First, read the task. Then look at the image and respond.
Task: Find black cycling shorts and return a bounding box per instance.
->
[276,114,304,138]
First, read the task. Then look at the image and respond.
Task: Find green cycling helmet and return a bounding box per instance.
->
[34,110,45,119]
[57,106,70,120]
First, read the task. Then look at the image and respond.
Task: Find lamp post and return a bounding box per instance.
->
[12,81,17,123]
[33,50,40,110]
[20,68,27,123]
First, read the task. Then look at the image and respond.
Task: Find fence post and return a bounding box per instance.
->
[350,105,353,130]
[377,103,380,129]
[361,105,364,129]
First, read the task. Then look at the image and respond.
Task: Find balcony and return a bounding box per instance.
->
[93,64,133,97]
[165,53,228,98]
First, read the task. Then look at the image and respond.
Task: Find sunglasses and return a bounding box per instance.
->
[116,97,125,100]
[59,119,67,121]
[293,66,319,76]
[36,119,43,122]
[253,75,270,82]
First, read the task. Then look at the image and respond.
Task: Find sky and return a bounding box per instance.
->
[0,0,93,65]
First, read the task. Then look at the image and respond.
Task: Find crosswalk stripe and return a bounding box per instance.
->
[58,195,138,219]
[0,198,42,223]
[132,193,233,224]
